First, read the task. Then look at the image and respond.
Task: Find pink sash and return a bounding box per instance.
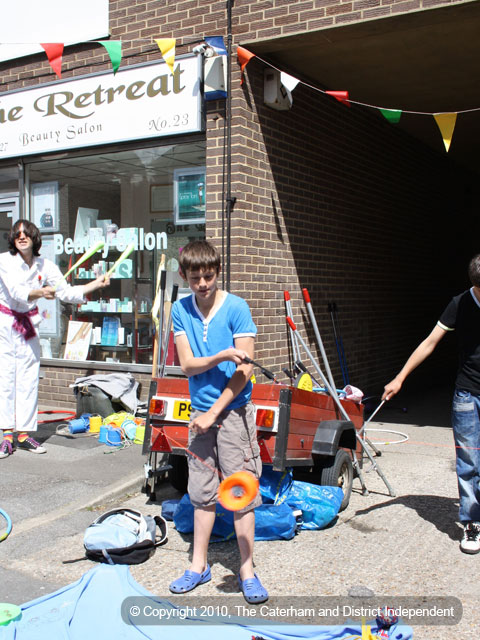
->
[0,303,39,340]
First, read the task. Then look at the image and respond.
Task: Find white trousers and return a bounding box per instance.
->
[0,312,40,432]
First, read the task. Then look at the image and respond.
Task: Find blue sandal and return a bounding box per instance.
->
[238,573,269,604]
[169,564,211,593]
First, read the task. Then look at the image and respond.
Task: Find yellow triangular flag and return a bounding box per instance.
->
[155,38,176,73]
[434,112,457,152]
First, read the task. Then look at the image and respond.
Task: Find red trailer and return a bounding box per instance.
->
[143,377,365,511]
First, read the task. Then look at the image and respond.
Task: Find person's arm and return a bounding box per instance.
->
[382,324,447,400]
[175,333,250,377]
[28,274,110,303]
[177,335,255,434]
[28,287,54,301]
[81,274,110,296]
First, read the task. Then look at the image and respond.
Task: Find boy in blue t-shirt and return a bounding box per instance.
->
[169,240,268,603]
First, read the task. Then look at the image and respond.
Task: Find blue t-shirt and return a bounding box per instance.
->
[172,291,257,412]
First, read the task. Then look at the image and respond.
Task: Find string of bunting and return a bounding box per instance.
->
[28,37,467,152]
[38,35,227,80]
[39,39,177,78]
[236,45,474,153]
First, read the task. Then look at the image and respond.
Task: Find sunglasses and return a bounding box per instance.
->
[14,229,32,239]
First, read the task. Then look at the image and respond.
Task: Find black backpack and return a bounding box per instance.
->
[83,508,168,565]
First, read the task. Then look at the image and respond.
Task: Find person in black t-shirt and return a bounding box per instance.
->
[383,254,480,555]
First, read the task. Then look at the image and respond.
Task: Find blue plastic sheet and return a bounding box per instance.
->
[0,564,413,640]
[172,469,343,539]
[161,498,181,521]
[285,481,344,530]
[259,466,293,503]
[173,494,296,541]
[260,468,343,530]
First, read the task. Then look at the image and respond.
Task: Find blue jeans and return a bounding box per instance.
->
[452,389,480,523]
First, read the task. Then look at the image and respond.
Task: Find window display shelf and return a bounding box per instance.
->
[71,248,153,364]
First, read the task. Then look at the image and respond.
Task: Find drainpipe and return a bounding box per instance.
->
[224,0,236,292]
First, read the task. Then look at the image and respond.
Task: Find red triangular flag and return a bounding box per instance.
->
[325,90,350,107]
[40,43,64,79]
[237,46,255,84]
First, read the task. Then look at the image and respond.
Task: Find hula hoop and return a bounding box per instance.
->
[364,428,409,446]
[38,410,76,424]
[218,471,259,511]
[0,508,12,543]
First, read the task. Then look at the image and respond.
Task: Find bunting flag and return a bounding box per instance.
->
[434,112,457,152]
[155,38,176,72]
[98,41,122,75]
[325,90,350,107]
[40,43,64,79]
[280,71,300,93]
[237,46,255,84]
[380,108,402,124]
[204,36,227,56]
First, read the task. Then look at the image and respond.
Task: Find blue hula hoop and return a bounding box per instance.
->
[0,508,12,542]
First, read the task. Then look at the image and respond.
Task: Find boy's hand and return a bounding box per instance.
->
[189,411,216,435]
[220,347,251,365]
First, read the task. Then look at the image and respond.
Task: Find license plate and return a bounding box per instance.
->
[173,400,191,421]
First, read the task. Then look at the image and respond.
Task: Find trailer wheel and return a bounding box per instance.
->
[168,454,189,494]
[317,450,353,512]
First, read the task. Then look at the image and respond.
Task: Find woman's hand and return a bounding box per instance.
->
[94,274,110,289]
[41,286,56,300]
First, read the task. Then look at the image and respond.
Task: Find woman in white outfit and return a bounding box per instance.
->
[0,219,109,458]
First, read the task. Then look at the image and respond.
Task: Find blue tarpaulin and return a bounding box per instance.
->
[0,565,413,640]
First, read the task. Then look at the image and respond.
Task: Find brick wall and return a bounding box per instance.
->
[224,60,475,393]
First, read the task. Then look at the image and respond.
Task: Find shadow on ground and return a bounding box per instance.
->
[352,494,460,541]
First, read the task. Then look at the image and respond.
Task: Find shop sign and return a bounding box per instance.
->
[0,56,202,159]
[52,226,168,259]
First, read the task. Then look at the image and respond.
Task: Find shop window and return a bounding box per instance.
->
[25,142,205,365]
[0,164,20,252]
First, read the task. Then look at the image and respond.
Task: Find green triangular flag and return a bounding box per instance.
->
[380,108,402,124]
[98,41,122,74]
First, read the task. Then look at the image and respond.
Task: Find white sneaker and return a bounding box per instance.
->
[17,436,46,454]
[460,522,480,554]
[0,439,14,458]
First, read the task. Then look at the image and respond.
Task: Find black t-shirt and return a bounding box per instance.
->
[438,288,480,393]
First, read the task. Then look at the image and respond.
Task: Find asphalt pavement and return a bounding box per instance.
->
[0,384,478,639]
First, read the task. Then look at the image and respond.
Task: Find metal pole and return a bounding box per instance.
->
[225,0,234,292]
[159,284,179,378]
[284,290,300,365]
[154,270,167,379]
[302,288,337,393]
[286,317,396,498]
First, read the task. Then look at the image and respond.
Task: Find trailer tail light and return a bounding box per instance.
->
[256,408,275,428]
[149,398,167,417]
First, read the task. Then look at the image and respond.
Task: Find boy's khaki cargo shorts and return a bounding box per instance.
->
[187,402,262,512]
